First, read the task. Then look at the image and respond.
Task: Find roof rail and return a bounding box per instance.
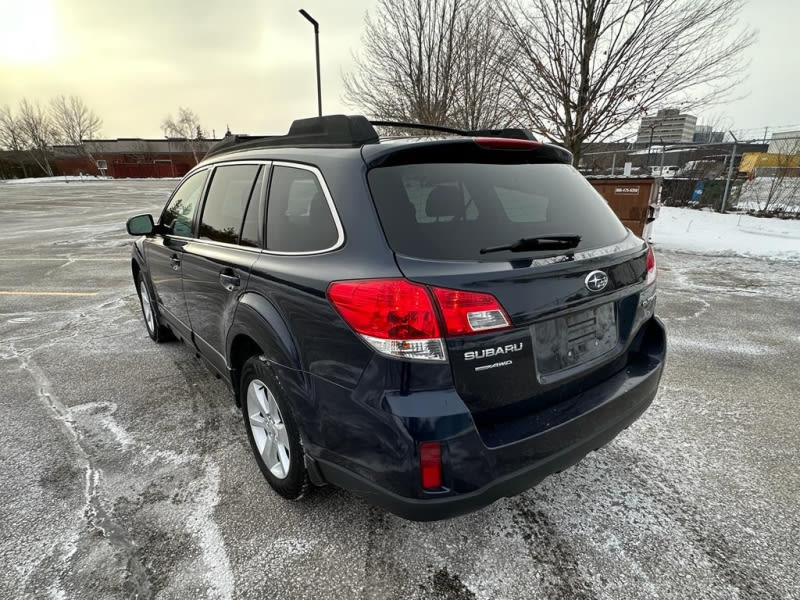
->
[204,114,379,158]
[370,120,537,141]
[203,115,538,159]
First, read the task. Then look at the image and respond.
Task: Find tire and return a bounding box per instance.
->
[240,356,310,500]
[137,273,172,342]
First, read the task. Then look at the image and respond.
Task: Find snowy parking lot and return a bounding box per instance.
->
[1,180,798,599]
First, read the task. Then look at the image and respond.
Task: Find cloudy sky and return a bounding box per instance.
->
[1,0,797,141]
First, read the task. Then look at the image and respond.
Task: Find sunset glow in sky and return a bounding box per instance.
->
[0,0,60,64]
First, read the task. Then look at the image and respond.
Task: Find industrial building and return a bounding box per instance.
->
[636,108,697,144]
[53,138,220,178]
[767,130,800,154]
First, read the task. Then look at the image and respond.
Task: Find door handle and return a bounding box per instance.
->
[219,271,241,292]
[170,255,181,271]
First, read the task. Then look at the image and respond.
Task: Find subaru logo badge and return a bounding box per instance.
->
[585,270,608,292]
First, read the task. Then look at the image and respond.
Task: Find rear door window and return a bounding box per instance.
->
[265,166,339,252]
[240,167,266,248]
[367,163,627,261]
[199,164,260,245]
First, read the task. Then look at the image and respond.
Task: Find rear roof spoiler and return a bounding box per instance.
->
[205,115,538,158]
[371,120,537,141]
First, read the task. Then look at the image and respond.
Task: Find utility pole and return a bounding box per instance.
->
[721,131,738,213]
[647,124,656,167]
[299,9,322,117]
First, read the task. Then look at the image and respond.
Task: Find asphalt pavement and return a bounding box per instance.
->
[0,179,798,600]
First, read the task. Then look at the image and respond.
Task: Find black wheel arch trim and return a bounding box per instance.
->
[131,242,149,281]
[228,298,322,448]
[226,292,307,399]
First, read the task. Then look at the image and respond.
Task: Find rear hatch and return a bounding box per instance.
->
[364,138,652,422]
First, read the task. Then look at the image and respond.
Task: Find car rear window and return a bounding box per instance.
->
[367,162,627,261]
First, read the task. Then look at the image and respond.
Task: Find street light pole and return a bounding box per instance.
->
[721,130,738,213]
[299,9,322,117]
[648,125,655,167]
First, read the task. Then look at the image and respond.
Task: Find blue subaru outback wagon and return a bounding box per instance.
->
[126,115,665,520]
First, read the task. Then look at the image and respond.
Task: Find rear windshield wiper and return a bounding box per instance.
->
[480,234,581,254]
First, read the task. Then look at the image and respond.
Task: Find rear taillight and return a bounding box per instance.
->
[646,244,657,286]
[419,442,442,490]
[327,279,512,361]
[327,279,446,361]
[431,287,510,337]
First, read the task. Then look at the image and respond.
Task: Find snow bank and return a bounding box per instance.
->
[652,206,800,261]
[1,175,111,184]
[737,177,800,213]
[1,176,180,184]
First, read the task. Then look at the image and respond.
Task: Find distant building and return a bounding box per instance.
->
[767,131,800,155]
[693,125,725,144]
[53,138,220,178]
[0,150,54,179]
[738,152,800,176]
[636,108,697,144]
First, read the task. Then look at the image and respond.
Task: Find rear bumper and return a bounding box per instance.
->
[313,316,666,521]
[317,359,659,521]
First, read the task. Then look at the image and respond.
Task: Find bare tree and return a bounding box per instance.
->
[453,2,517,129]
[50,95,102,160]
[743,138,800,215]
[162,107,206,162]
[344,0,511,129]
[0,104,30,177]
[693,112,733,143]
[17,99,55,176]
[499,0,755,165]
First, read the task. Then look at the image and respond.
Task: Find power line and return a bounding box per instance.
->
[580,138,790,157]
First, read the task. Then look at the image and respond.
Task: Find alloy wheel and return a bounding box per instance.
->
[246,378,291,479]
[139,280,155,334]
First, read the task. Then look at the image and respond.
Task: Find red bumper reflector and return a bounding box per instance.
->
[646,243,657,286]
[420,441,442,490]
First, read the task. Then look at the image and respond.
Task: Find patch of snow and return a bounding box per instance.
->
[269,537,317,558]
[1,176,180,184]
[652,207,800,261]
[1,175,112,184]
[737,178,800,213]
[72,402,135,450]
[668,334,777,355]
[47,586,67,600]
[7,316,35,324]
[184,461,234,600]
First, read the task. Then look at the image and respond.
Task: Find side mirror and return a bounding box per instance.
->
[126,214,155,236]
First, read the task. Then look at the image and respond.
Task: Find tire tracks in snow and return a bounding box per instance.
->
[2,343,154,599]
[609,443,788,599]
[0,296,234,599]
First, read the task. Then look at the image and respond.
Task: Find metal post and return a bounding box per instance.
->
[165,136,175,177]
[659,138,666,176]
[299,9,322,117]
[721,131,738,213]
[610,152,616,176]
